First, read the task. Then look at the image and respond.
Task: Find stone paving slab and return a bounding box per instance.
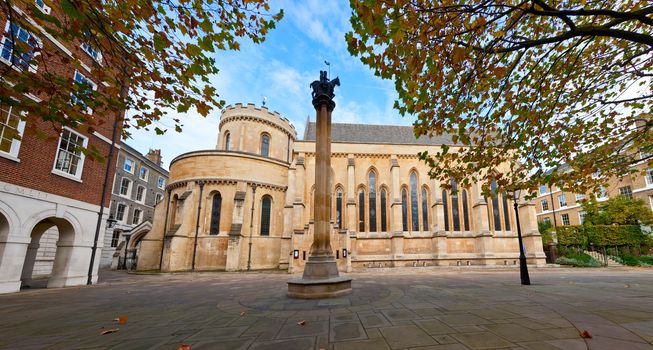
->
[1,267,653,349]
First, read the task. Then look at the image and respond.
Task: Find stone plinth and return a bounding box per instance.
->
[287,275,352,299]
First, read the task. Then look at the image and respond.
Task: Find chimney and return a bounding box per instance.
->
[146,149,162,166]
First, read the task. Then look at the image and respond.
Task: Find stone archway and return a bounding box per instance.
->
[126,221,152,270]
[21,217,77,289]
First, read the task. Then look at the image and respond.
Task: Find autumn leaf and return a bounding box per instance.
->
[113,315,128,325]
[297,320,306,326]
[177,344,192,350]
[100,328,119,335]
[580,330,592,339]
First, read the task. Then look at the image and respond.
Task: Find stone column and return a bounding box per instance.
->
[345,156,356,232]
[518,202,547,266]
[288,71,351,298]
[471,181,494,264]
[225,183,247,271]
[432,184,447,263]
[20,241,39,286]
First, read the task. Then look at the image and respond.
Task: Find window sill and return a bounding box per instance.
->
[0,152,20,163]
[51,169,83,183]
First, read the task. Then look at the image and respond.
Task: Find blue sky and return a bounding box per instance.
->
[127,0,411,169]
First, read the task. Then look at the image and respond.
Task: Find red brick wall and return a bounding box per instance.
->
[0,5,123,207]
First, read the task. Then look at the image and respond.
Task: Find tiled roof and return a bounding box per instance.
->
[302,122,454,145]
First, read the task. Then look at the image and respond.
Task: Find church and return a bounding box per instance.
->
[136,103,546,273]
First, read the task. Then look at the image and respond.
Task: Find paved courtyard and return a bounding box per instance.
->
[1,267,653,350]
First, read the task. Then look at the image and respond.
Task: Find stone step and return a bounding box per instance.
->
[584,250,623,267]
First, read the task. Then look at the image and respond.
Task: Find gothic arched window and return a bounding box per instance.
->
[369,171,377,232]
[335,188,343,228]
[451,179,460,231]
[410,171,419,231]
[502,192,511,231]
[442,190,450,232]
[462,189,470,231]
[380,188,388,232]
[358,188,365,232]
[401,188,408,231]
[210,192,222,235]
[261,133,270,157]
[421,187,429,231]
[224,132,231,151]
[491,181,502,231]
[260,195,272,236]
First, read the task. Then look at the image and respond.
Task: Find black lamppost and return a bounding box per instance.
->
[247,183,257,271]
[122,233,133,270]
[512,191,531,285]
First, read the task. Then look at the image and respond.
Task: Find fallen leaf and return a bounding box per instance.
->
[580,330,592,339]
[240,311,246,316]
[624,284,630,288]
[177,344,191,350]
[297,320,306,326]
[113,315,129,325]
[100,328,119,335]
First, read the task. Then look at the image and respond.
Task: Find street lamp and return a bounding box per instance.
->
[107,216,117,229]
[247,183,257,271]
[122,233,133,270]
[512,191,531,285]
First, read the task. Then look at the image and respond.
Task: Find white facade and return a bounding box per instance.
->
[0,180,109,294]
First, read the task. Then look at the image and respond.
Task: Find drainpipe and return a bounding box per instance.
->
[159,188,171,270]
[247,183,258,271]
[191,181,205,271]
[549,185,558,228]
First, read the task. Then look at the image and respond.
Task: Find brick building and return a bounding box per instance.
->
[0,3,122,293]
[100,145,168,268]
[532,160,653,227]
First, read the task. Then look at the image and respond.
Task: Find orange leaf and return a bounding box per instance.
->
[580,330,592,339]
[177,344,192,350]
[100,328,119,335]
[113,315,129,325]
[297,320,306,326]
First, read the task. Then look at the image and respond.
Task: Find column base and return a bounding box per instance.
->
[287,256,352,299]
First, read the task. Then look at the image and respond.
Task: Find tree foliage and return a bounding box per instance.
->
[0,0,282,140]
[346,0,652,195]
[582,195,653,225]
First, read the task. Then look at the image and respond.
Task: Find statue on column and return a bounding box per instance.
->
[310,70,340,100]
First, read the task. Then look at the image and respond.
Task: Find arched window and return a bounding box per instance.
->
[261,133,270,156]
[380,188,388,232]
[358,188,365,232]
[491,181,502,231]
[210,192,222,235]
[401,188,408,231]
[462,189,470,231]
[451,179,460,231]
[260,195,272,236]
[410,171,419,231]
[442,190,449,231]
[421,187,429,231]
[335,188,343,228]
[502,192,511,231]
[224,132,231,151]
[369,172,377,232]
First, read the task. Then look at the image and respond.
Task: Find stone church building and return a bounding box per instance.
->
[137,103,546,273]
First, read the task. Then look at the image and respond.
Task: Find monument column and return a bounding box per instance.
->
[288,71,352,298]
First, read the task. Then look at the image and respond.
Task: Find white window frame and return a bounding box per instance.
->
[132,208,142,225]
[619,186,633,199]
[123,158,135,174]
[157,176,165,189]
[597,185,608,201]
[35,0,51,14]
[575,194,585,201]
[579,211,586,224]
[541,199,548,211]
[0,21,41,73]
[72,70,97,114]
[115,203,128,223]
[138,166,149,181]
[119,177,132,198]
[650,196,653,211]
[542,217,551,226]
[646,169,653,187]
[0,103,26,161]
[539,185,547,195]
[155,193,164,204]
[561,213,570,226]
[558,194,567,208]
[80,42,102,64]
[51,127,88,181]
[135,185,146,203]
